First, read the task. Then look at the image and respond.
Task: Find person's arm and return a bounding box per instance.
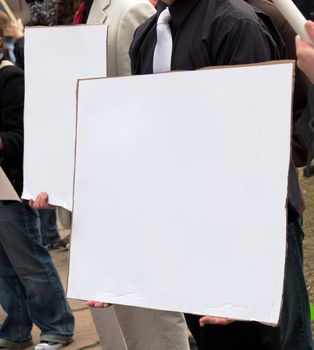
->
[5,19,25,71]
[294,22,314,160]
[296,21,314,83]
[281,18,310,167]
[5,18,24,40]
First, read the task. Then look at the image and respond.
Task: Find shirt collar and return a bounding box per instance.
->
[157,0,200,29]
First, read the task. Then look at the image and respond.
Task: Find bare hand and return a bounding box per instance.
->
[4,18,24,39]
[296,21,314,83]
[199,315,235,326]
[86,300,112,308]
[29,192,56,209]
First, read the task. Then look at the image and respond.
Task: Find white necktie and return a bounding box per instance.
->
[153,7,173,73]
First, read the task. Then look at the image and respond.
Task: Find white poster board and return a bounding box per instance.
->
[22,25,107,210]
[68,63,293,324]
[0,167,20,201]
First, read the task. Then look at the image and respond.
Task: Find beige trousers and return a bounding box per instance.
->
[91,306,190,350]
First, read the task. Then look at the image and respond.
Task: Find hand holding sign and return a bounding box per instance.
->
[29,192,56,210]
[296,21,314,83]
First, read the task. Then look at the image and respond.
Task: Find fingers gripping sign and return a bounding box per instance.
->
[199,316,235,326]
[29,192,56,209]
[86,300,112,309]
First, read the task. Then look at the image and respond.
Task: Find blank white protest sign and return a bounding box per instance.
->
[22,25,107,210]
[68,63,293,324]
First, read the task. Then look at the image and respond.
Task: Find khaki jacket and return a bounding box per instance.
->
[87,0,156,77]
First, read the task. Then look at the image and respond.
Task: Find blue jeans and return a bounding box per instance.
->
[39,209,61,245]
[0,201,74,346]
[280,220,313,350]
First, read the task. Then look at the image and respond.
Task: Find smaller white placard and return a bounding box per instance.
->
[22,24,107,210]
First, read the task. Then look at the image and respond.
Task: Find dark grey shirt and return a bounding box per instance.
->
[130,0,284,74]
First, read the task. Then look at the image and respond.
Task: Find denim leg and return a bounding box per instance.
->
[0,241,33,343]
[0,201,74,343]
[280,220,313,350]
[39,209,61,244]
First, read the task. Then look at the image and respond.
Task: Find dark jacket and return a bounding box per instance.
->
[245,0,310,214]
[0,64,24,196]
[246,0,310,167]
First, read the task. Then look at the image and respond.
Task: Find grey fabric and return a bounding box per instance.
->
[91,306,189,350]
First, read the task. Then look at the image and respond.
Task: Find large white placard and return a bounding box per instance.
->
[22,25,107,210]
[68,63,293,324]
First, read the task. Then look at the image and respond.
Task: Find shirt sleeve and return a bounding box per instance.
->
[278,21,311,166]
[214,18,281,65]
[0,70,24,165]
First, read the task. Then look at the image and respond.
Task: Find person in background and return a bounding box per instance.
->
[56,0,80,24]
[0,25,74,350]
[39,209,64,248]
[10,0,68,247]
[26,0,57,25]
